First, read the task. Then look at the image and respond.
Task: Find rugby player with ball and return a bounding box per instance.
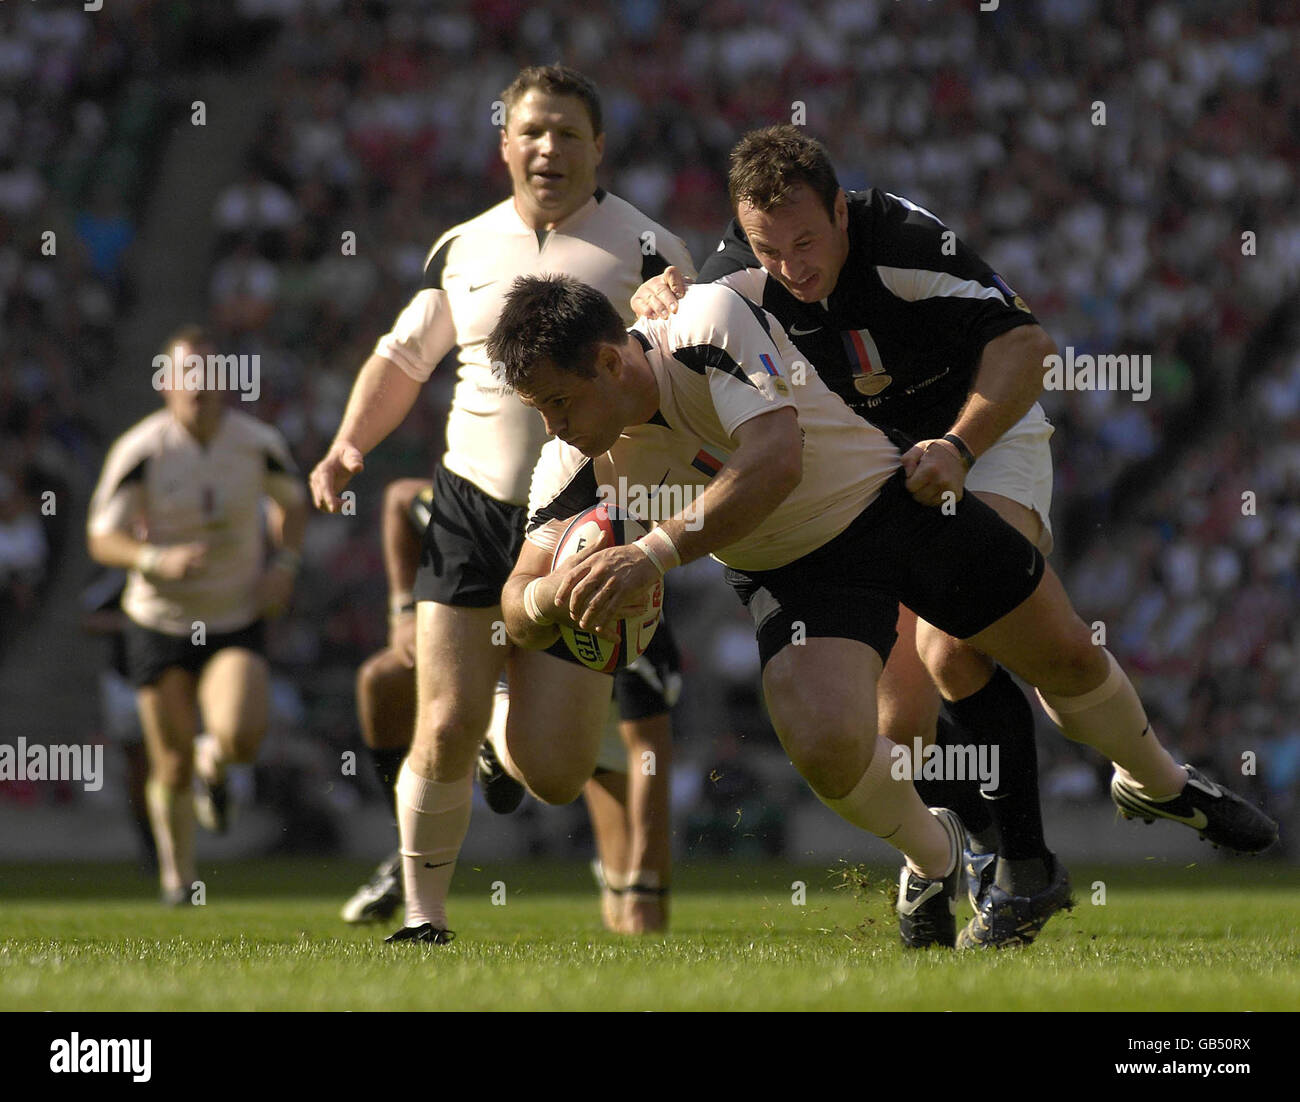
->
[490,274,1277,949]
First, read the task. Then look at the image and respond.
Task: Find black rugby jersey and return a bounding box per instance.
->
[697,189,1038,443]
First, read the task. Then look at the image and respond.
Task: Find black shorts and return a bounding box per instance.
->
[726,470,1045,669]
[613,622,682,721]
[124,618,266,688]
[541,619,683,720]
[413,461,527,608]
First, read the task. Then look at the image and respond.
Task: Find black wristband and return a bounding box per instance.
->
[942,433,976,471]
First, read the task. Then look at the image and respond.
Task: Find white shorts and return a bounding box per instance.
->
[964,402,1055,554]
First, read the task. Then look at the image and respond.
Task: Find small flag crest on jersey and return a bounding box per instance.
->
[690,446,726,477]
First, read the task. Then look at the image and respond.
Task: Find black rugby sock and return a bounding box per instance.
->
[944,667,1052,885]
[371,747,406,824]
[910,714,994,837]
[994,856,1051,896]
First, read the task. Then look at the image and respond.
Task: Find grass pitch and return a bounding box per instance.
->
[2,858,1299,1012]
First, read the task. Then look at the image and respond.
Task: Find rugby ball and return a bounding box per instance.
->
[551,504,664,673]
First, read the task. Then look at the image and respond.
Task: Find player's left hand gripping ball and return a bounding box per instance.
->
[552,505,664,672]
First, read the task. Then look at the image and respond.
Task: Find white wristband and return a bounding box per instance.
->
[633,528,681,576]
[522,579,549,625]
[135,545,162,576]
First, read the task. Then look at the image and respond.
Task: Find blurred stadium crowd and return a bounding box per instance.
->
[3,0,1298,852]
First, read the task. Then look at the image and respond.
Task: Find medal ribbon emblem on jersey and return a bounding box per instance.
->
[758,353,790,395]
[842,328,892,396]
[990,272,1032,314]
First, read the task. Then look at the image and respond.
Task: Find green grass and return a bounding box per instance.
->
[3,859,1299,1011]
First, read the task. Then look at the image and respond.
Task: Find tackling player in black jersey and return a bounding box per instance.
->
[633,126,1064,947]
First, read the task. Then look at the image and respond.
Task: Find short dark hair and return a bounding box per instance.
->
[727,125,840,221]
[500,65,603,137]
[487,275,626,393]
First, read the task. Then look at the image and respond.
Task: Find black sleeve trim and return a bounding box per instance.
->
[265,450,298,476]
[105,456,148,500]
[527,458,600,534]
[422,237,456,290]
[640,247,669,283]
[729,287,774,341]
[672,345,757,389]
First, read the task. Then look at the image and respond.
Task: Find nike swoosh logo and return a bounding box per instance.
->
[898,880,943,914]
[788,324,822,336]
[468,281,497,293]
[1158,808,1209,829]
[423,860,453,869]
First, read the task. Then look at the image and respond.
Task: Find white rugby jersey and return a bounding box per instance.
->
[87,409,301,635]
[374,189,695,505]
[526,283,901,572]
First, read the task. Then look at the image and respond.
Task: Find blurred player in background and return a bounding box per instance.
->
[341,477,677,933]
[311,66,692,942]
[87,325,306,904]
[632,126,1068,948]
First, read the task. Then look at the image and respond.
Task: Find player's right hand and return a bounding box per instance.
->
[309,442,365,513]
[555,536,659,637]
[153,542,208,580]
[630,266,690,320]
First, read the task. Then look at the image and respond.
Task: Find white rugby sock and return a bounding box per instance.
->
[146,778,195,900]
[1037,649,1186,797]
[484,686,526,785]
[818,736,955,879]
[396,762,473,930]
[194,732,225,784]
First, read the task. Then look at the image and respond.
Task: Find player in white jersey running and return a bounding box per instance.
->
[486,274,1277,948]
[87,326,306,905]
[310,67,694,942]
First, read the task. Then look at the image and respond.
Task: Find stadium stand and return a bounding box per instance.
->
[4,0,1297,858]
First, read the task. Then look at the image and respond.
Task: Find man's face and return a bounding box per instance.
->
[518,352,624,456]
[501,90,605,229]
[736,185,850,303]
[161,342,225,437]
